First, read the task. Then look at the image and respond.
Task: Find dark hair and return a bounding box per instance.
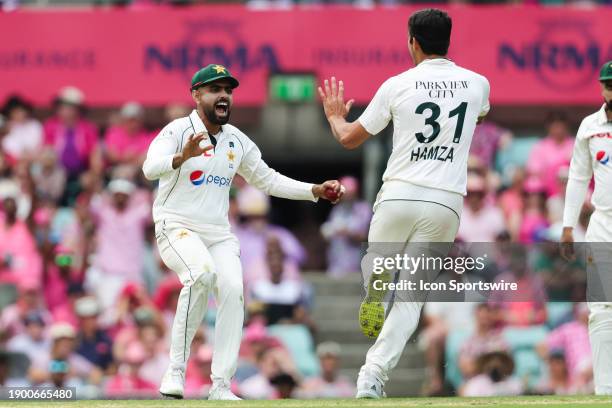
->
[408,9,452,56]
[2,95,33,117]
[546,111,569,126]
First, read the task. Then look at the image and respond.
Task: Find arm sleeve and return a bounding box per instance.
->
[358,78,393,135]
[562,126,592,228]
[238,142,317,202]
[479,76,491,118]
[142,126,178,181]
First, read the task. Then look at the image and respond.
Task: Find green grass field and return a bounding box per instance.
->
[3,396,612,408]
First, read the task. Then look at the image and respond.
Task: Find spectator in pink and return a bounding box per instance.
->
[518,177,549,243]
[469,121,513,168]
[185,345,214,398]
[104,102,153,167]
[0,190,42,286]
[105,342,157,398]
[298,342,355,398]
[152,274,183,334]
[43,87,99,179]
[498,167,526,241]
[457,174,507,242]
[537,303,592,389]
[459,303,509,380]
[1,95,43,165]
[43,245,82,316]
[526,112,574,197]
[86,179,151,310]
[490,246,547,327]
[112,306,167,385]
[235,186,305,285]
[320,176,371,277]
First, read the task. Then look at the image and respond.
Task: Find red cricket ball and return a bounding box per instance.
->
[325,186,340,201]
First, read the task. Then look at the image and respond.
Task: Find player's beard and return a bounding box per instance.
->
[204,102,231,125]
[605,98,612,112]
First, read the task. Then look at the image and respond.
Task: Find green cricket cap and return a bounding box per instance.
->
[599,61,612,82]
[190,64,239,91]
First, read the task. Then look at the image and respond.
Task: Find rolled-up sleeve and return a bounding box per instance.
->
[142,126,178,181]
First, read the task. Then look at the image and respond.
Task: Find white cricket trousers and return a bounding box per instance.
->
[362,199,460,383]
[585,210,612,395]
[156,222,244,386]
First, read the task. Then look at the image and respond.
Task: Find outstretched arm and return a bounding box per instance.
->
[238,143,344,203]
[318,77,370,150]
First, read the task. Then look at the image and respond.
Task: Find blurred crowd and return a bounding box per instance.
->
[0,88,356,398]
[0,84,597,399]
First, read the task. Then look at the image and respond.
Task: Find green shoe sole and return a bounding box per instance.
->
[359,271,391,339]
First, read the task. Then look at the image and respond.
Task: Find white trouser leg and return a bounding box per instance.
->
[208,237,244,385]
[588,302,612,395]
[157,228,215,371]
[363,200,459,382]
[585,212,612,395]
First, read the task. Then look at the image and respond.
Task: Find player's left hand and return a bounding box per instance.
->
[313,180,345,204]
[318,77,355,121]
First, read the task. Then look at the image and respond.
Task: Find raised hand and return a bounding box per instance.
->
[312,180,346,204]
[560,227,576,262]
[182,132,213,160]
[318,77,355,121]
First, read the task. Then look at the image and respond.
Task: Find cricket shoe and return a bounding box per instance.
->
[356,366,387,399]
[159,367,185,399]
[208,382,242,400]
[359,270,391,338]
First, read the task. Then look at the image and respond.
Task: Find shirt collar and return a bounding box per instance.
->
[418,58,454,67]
[189,110,208,134]
[596,104,611,125]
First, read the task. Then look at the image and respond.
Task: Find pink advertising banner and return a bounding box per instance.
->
[0,5,611,107]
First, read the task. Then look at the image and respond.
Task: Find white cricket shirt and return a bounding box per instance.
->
[563,104,612,228]
[358,59,490,208]
[143,110,316,233]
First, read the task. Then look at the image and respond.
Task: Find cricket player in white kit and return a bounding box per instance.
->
[561,61,612,395]
[318,9,490,398]
[143,64,344,400]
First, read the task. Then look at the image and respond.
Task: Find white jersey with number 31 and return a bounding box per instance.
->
[359,58,490,197]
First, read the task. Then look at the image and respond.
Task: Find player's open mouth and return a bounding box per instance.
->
[215,101,229,116]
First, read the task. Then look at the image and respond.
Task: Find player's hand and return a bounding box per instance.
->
[318,77,355,120]
[560,227,576,262]
[313,180,345,204]
[182,132,214,160]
